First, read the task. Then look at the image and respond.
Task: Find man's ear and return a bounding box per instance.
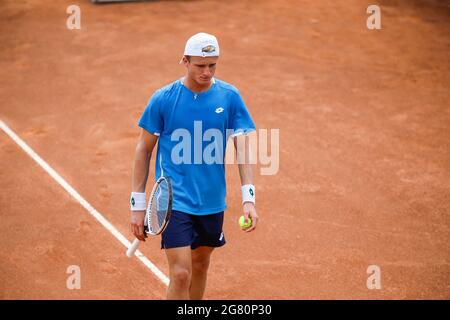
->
[179,56,189,66]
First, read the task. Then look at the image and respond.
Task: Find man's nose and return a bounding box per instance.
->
[203,67,212,76]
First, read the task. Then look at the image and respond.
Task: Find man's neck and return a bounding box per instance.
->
[182,76,213,93]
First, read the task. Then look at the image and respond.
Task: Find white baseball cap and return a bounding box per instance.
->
[180,32,220,63]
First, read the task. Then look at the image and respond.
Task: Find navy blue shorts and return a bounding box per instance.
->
[161,210,226,250]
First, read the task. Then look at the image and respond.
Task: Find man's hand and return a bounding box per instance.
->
[130,211,147,241]
[242,202,258,233]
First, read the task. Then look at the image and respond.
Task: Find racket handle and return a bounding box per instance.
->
[126,238,140,258]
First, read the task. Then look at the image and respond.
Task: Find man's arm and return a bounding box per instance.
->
[234,134,259,232]
[130,129,159,241]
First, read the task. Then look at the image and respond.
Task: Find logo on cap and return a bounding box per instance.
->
[202,45,216,53]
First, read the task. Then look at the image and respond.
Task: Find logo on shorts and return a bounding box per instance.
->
[215,107,224,114]
[219,232,224,241]
[202,45,216,53]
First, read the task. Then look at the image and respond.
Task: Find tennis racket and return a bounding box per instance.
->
[126,176,173,257]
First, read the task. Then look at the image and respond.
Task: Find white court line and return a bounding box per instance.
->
[0,119,169,287]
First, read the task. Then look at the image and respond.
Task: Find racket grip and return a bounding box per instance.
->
[126,238,140,258]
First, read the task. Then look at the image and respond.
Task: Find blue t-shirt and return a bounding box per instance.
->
[138,78,256,215]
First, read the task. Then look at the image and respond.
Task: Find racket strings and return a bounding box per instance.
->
[147,180,170,234]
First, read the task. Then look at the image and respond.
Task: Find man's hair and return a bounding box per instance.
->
[184,55,191,62]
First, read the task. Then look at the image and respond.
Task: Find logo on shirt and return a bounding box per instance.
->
[215,107,224,114]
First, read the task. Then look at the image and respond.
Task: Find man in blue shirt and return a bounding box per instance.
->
[130,33,258,299]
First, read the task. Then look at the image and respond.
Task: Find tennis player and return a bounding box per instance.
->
[130,32,258,300]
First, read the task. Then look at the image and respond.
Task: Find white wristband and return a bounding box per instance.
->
[130,192,146,211]
[241,184,255,204]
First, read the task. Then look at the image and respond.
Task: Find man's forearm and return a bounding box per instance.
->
[132,143,152,192]
[238,162,254,186]
[235,134,255,186]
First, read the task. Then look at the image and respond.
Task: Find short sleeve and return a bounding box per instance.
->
[230,91,256,136]
[138,91,163,136]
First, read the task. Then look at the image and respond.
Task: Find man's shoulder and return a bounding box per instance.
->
[214,78,241,95]
[153,79,182,99]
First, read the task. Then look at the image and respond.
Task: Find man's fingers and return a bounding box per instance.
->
[245,215,258,232]
[245,224,256,232]
[244,213,250,224]
[138,224,146,241]
[132,224,146,241]
[245,225,255,232]
[132,225,139,240]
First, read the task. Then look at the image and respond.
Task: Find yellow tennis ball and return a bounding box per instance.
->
[238,215,252,229]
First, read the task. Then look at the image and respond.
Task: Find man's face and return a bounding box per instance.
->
[183,56,218,85]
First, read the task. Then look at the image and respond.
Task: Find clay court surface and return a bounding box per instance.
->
[1,0,449,299]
